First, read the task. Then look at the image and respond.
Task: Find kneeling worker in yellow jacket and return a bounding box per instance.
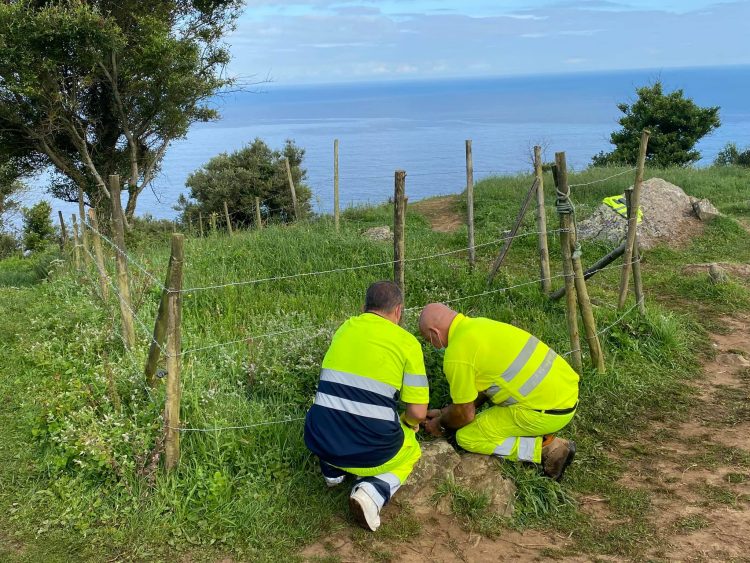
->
[305,281,430,531]
[418,303,578,480]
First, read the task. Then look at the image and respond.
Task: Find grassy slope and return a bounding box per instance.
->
[0,166,749,561]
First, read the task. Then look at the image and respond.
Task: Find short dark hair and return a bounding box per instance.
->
[365,280,403,313]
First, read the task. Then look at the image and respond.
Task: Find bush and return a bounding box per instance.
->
[177,138,313,229]
[0,231,19,259]
[714,143,750,167]
[22,200,55,252]
[592,81,720,167]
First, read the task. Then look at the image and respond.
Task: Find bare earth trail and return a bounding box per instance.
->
[301,314,750,562]
[411,196,463,233]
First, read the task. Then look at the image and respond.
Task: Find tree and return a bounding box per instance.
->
[714,143,750,167]
[22,201,55,252]
[0,1,243,220]
[592,81,721,167]
[177,139,313,227]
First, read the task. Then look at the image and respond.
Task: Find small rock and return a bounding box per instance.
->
[454,454,516,517]
[709,263,729,284]
[362,226,393,242]
[692,199,721,222]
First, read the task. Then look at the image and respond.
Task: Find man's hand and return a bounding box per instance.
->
[422,414,444,437]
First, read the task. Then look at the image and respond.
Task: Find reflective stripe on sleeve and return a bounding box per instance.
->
[493,436,516,457]
[320,368,398,398]
[498,348,558,406]
[376,472,402,495]
[517,437,536,462]
[314,392,396,421]
[403,373,428,388]
[485,384,500,398]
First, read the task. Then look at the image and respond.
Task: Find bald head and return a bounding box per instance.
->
[419,303,458,348]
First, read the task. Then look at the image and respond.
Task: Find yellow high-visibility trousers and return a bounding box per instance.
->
[456,405,575,463]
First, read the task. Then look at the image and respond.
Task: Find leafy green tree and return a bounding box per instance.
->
[714,143,750,167]
[22,201,55,252]
[0,0,242,220]
[177,139,313,227]
[592,81,721,167]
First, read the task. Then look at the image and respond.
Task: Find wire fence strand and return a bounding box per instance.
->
[568,167,637,188]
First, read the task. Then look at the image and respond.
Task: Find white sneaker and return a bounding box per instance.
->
[349,486,381,531]
[324,475,346,488]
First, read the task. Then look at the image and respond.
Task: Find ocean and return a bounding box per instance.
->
[22,65,750,221]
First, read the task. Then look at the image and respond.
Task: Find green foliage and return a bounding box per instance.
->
[177,139,313,226]
[0,232,18,259]
[22,200,55,252]
[592,81,720,167]
[0,0,242,217]
[714,142,750,167]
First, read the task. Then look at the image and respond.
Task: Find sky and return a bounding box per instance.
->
[227,0,750,84]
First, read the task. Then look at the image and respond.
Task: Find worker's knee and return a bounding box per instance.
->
[455,425,495,456]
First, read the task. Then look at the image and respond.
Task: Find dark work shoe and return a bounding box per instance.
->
[541,438,576,482]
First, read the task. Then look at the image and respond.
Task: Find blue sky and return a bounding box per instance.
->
[229,1,750,84]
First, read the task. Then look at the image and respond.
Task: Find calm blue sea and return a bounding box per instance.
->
[29,65,750,221]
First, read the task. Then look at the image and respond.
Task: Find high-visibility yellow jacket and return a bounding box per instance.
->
[304,313,429,467]
[443,314,578,410]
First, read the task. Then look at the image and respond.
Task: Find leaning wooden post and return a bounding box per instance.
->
[334,139,340,232]
[393,170,407,295]
[223,201,233,237]
[145,236,178,386]
[625,189,647,315]
[553,153,583,373]
[285,157,300,220]
[164,233,184,471]
[254,197,263,230]
[87,209,110,301]
[534,146,552,294]
[465,140,476,269]
[618,130,650,309]
[78,187,91,266]
[71,214,82,270]
[109,174,136,349]
[198,212,204,237]
[57,210,68,250]
[569,236,605,373]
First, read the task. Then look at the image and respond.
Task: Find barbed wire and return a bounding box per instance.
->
[561,296,644,358]
[171,416,306,433]
[179,228,568,293]
[568,168,637,188]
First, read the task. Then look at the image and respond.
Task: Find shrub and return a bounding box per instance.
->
[22,200,55,252]
[714,143,750,167]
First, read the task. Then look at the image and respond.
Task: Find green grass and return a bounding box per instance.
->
[0,165,749,561]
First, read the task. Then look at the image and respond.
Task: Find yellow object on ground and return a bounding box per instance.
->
[603,194,643,223]
[456,405,575,463]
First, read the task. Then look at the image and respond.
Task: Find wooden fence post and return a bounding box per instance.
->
[553,152,582,373]
[223,201,233,236]
[87,209,110,301]
[71,214,81,270]
[534,146,552,294]
[625,189,647,315]
[618,130,650,309]
[164,233,184,471]
[285,157,300,220]
[570,236,605,373]
[465,140,476,269]
[334,139,340,232]
[550,241,627,300]
[198,212,204,237]
[57,210,68,250]
[254,197,263,230]
[210,212,217,234]
[109,174,136,349]
[393,170,407,295]
[78,187,91,266]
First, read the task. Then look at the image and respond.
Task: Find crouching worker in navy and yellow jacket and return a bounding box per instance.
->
[418,303,579,481]
[304,281,429,531]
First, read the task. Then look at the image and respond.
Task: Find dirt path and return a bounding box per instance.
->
[301,315,750,562]
[412,196,463,233]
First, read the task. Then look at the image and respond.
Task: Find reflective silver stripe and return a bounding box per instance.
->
[493,436,516,457]
[517,349,557,397]
[485,384,501,398]
[499,396,518,406]
[403,373,428,388]
[517,437,537,462]
[356,482,386,510]
[499,336,540,382]
[320,368,397,398]
[314,392,396,421]
[376,472,402,495]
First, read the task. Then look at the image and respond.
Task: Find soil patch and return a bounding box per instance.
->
[412,196,463,233]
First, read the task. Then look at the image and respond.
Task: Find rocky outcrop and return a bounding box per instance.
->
[362,226,393,241]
